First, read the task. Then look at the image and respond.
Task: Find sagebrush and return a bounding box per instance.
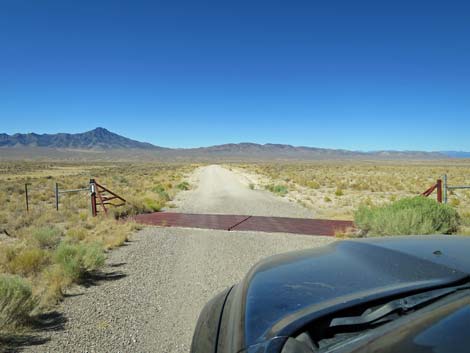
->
[354,196,460,236]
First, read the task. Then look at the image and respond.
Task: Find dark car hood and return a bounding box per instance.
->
[234,236,470,350]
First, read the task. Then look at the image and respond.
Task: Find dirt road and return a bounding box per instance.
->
[173,165,314,217]
[22,165,334,353]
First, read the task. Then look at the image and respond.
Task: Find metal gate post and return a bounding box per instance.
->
[55,183,59,211]
[25,183,30,212]
[90,179,97,217]
[443,174,448,204]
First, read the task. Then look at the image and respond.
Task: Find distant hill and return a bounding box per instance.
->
[186,143,449,160]
[440,151,470,158]
[0,127,162,150]
[0,127,465,161]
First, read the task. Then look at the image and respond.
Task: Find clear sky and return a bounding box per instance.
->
[1,0,469,150]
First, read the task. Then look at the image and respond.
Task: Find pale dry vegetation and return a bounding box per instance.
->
[0,161,195,332]
[236,160,470,232]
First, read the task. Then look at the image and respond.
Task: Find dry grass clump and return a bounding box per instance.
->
[4,246,50,277]
[0,275,35,330]
[0,161,196,330]
[31,227,62,249]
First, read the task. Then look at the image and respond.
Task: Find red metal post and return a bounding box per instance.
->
[95,185,108,215]
[436,179,442,203]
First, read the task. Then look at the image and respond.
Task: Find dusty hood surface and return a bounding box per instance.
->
[237,236,470,348]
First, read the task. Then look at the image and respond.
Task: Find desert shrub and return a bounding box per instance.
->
[142,198,163,212]
[54,242,105,281]
[0,245,17,271]
[8,247,50,276]
[0,275,35,329]
[152,185,164,193]
[335,188,344,197]
[38,265,72,307]
[355,196,460,236]
[324,196,332,202]
[266,184,288,196]
[100,226,128,249]
[94,219,140,249]
[111,202,141,219]
[81,243,106,270]
[111,196,159,218]
[176,181,190,190]
[31,226,62,249]
[66,227,87,243]
[249,183,255,190]
[152,185,170,201]
[306,180,320,189]
[460,211,470,226]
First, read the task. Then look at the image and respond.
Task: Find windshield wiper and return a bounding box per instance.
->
[330,282,470,328]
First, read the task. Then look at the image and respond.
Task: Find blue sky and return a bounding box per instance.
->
[1,0,469,150]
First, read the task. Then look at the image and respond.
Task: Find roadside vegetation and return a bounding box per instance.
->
[235,161,470,235]
[0,161,195,332]
[354,196,460,236]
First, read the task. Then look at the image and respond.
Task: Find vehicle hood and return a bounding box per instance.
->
[233,236,470,350]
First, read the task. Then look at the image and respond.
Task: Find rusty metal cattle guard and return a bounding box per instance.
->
[134,212,353,236]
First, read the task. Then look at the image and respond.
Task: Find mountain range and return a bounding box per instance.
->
[0,127,161,150]
[0,127,467,161]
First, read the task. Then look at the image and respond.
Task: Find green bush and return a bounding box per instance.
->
[143,198,163,212]
[54,242,105,281]
[31,226,62,249]
[81,243,106,270]
[266,184,288,196]
[176,182,190,190]
[152,185,170,201]
[0,275,35,329]
[355,196,460,236]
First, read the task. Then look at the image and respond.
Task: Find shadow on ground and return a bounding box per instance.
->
[79,269,127,288]
[0,334,50,353]
[0,311,66,353]
[0,268,127,352]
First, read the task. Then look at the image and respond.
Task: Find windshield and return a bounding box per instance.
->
[282,282,470,353]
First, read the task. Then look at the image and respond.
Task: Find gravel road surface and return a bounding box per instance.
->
[173,165,314,217]
[21,165,334,353]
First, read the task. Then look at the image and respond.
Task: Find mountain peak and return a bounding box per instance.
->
[90,127,111,133]
[0,128,161,150]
